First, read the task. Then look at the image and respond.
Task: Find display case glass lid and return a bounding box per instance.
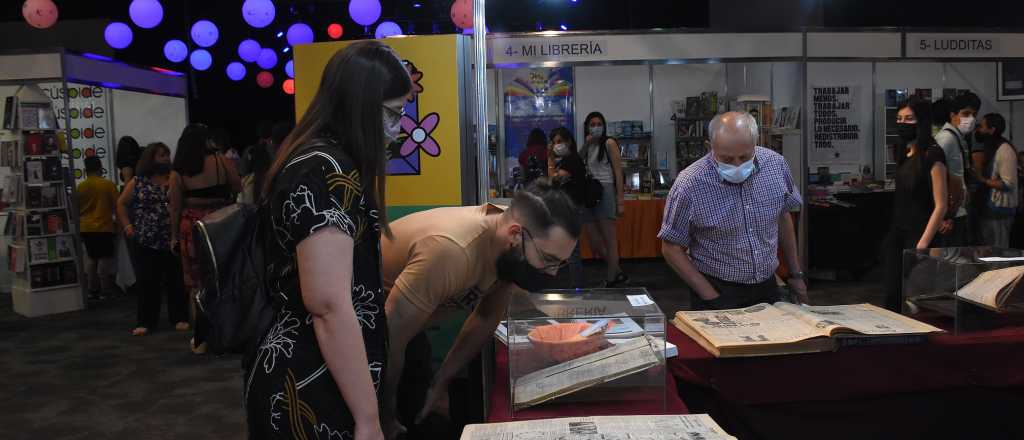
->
[509,288,662,321]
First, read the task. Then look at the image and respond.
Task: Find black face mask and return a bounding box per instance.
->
[975,131,991,144]
[152,162,172,175]
[496,244,555,293]
[896,123,918,143]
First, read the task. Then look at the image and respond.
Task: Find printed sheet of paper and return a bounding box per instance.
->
[461,414,737,440]
[955,265,1024,309]
[675,303,824,348]
[513,336,660,410]
[776,303,944,336]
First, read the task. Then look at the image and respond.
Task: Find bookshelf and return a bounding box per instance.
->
[2,89,84,317]
[672,91,721,173]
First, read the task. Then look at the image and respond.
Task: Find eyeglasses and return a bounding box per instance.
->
[521,227,569,271]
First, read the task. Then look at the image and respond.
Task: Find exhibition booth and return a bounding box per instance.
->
[0,49,188,316]
[482,30,1024,272]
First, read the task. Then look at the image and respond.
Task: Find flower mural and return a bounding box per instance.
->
[387,60,442,176]
[399,113,441,157]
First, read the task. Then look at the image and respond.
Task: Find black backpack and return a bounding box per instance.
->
[193,202,277,357]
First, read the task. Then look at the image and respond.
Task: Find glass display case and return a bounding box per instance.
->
[903,247,1024,334]
[505,288,666,419]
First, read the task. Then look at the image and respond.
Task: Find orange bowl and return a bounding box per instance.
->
[527,322,608,363]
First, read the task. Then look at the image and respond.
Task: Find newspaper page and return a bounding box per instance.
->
[955,265,1024,309]
[460,414,737,440]
[777,303,944,336]
[674,303,825,348]
[513,336,660,410]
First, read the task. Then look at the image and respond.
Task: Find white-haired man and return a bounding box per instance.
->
[659,111,807,310]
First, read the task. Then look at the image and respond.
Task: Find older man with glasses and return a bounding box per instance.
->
[659,111,806,311]
[379,181,580,439]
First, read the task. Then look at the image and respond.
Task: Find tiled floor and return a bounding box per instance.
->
[0,258,883,439]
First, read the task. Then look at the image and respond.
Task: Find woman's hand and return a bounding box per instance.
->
[123,224,135,238]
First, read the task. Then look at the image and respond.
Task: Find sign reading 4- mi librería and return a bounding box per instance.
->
[906,33,1024,58]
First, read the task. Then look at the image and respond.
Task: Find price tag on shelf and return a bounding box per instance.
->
[627,294,655,307]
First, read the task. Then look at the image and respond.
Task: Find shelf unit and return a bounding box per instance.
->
[2,89,83,317]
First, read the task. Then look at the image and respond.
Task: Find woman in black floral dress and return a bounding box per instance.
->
[245,40,412,440]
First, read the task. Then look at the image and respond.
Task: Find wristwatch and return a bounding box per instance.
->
[788,271,806,280]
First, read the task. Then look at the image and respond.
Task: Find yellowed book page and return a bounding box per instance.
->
[674,303,823,348]
[512,336,660,410]
[775,302,849,334]
[956,265,1024,309]
[460,414,738,440]
[783,303,944,336]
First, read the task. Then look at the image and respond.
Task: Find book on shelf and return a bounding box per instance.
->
[43,157,61,181]
[672,302,944,358]
[685,97,702,118]
[44,211,67,234]
[8,244,25,273]
[60,261,78,285]
[954,265,1024,312]
[40,185,59,208]
[26,212,43,236]
[0,141,18,168]
[28,237,48,263]
[2,96,16,129]
[24,160,44,184]
[55,235,73,259]
[25,186,41,208]
[915,88,933,101]
[18,102,56,130]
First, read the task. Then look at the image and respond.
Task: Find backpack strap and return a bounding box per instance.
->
[942,127,969,176]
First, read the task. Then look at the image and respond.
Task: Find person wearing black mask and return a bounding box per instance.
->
[971,113,1019,247]
[883,96,949,312]
[379,181,579,439]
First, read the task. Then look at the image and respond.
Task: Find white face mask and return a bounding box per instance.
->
[716,157,757,184]
[553,143,569,157]
[383,111,402,142]
[589,125,604,138]
[958,116,976,135]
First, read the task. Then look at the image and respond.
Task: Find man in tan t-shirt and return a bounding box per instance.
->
[381,181,580,439]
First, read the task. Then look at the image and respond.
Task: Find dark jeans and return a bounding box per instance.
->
[883,228,920,313]
[689,274,781,311]
[397,332,452,439]
[133,243,187,329]
[932,215,971,247]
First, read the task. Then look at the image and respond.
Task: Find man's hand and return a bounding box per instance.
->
[414,381,450,424]
[381,416,406,440]
[787,278,809,304]
[939,219,954,234]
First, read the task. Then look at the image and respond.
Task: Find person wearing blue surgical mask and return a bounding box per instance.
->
[659,111,806,310]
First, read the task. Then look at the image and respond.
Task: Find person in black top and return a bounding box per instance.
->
[115,136,142,186]
[546,126,586,287]
[884,96,949,312]
[245,40,411,440]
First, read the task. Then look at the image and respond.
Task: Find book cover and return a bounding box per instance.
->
[46,237,57,260]
[26,186,42,209]
[2,96,14,129]
[28,238,48,263]
[26,213,43,236]
[30,265,46,287]
[40,185,59,208]
[55,235,72,259]
[24,133,44,156]
[685,97,701,118]
[43,157,61,181]
[41,134,59,155]
[60,261,77,284]
[0,141,13,167]
[19,103,40,130]
[915,88,933,101]
[45,264,61,287]
[24,160,43,184]
[44,212,66,234]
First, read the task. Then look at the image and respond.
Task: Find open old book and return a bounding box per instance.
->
[673,303,944,358]
[955,265,1024,312]
[461,414,736,440]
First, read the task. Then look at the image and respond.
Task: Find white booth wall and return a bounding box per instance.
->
[574,64,652,146]
[652,64,727,175]
[110,89,188,157]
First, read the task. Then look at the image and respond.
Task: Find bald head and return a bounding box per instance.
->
[709,111,758,166]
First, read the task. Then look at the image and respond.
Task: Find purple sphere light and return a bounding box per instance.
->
[190,49,212,71]
[226,62,247,81]
[163,39,188,63]
[190,20,219,48]
[374,21,403,39]
[286,23,314,46]
[104,22,133,49]
[238,39,261,63]
[129,0,163,29]
[348,0,381,26]
[257,48,278,69]
[242,0,275,29]
[285,60,294,78]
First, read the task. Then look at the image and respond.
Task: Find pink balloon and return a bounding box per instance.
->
[450,0,473,30]
[22,0,59,29]
[256,71,274,89]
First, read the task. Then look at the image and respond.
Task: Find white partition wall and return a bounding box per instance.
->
[110,89,189,157]
[574,64,652,145]
[652,64,727,176]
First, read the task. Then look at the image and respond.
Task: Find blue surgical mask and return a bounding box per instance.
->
[589,125,604,138]
[716,157,756,184]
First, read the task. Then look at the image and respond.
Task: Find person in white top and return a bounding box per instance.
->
[581,111,628,287]
[932,92,980,246]
[972,113,1018,248]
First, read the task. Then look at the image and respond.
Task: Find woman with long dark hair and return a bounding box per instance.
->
[972,113,1019,247]
[169,123,242,354]
[547,126,586,288]
[115,136,142,185]
[116,143,188,336]
[884,96,949,312]
[246,40,411,440]
[581,111,628,287]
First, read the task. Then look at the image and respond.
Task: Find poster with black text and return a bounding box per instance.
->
[811,85,863,165]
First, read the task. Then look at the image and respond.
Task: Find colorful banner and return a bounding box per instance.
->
[38,82,115,183]
[502,68,574,178]
[294,35,464,212]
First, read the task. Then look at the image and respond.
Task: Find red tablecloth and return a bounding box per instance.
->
[487,342,688,423]
[668,319,1024,406]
